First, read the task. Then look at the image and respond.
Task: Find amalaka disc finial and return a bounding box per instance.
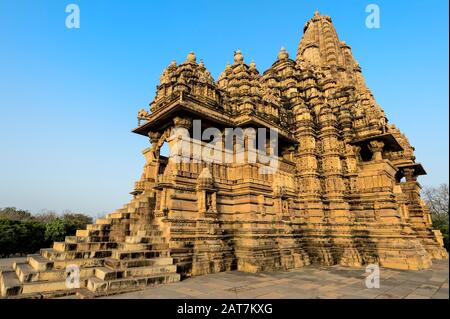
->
[187,51,196,63]
[278,47,289,60]
[234,49,244,63]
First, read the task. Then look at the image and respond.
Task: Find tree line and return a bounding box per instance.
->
[422,184,449,251]
[0,208,92,258]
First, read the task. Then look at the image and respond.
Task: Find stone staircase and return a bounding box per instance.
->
[0,193,180,298]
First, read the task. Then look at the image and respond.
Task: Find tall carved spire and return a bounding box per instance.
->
[296,11,356,68]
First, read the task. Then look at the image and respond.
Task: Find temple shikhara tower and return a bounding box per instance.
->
[1,12,447,298]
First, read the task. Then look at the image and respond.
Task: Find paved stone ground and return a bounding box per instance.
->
[103,260,449,299]
[1,257,447,299]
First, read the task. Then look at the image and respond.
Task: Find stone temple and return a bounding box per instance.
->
[1,12,447,298]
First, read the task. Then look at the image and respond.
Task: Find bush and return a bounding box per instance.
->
[0,207,33,222]
[23,221,48,255]
[45,218,68,243]
[0,208,93,257]
[0,220,47,257]
[422,184,449,251]
[33,211,58,223]
[62,213,93,235]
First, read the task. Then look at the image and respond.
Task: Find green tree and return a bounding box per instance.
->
[44,218,66,242]
[0,207,33,221]
[0,208,93,256]
[423,184,449,251]
[0,220,47,257]
[33,210,58,223]
[0,220,24,257]
[62,212,93,235]
[21,221,47,255]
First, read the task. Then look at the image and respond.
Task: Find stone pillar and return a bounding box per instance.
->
[368,140,384,161]
[291,100,329,265]
[146,131,162,182]
[293,102,323,223]
[317,103,347,219]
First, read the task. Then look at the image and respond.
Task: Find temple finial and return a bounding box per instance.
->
[186,51,196,63]
[234,49,244,63]
[278,46,289,60]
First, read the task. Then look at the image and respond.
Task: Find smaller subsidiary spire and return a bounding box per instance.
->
[234,49,244,63]
[186,51,197,63]
[167,60,177,70]
[277,47,289,60]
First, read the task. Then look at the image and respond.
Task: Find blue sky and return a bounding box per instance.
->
[0,0,448,216]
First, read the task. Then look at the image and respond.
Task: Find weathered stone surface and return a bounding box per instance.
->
[99,260,449,299]
[0,11,447,298]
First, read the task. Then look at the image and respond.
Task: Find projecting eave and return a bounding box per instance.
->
[132,95,234,137]
[349,133,403,152]
[235,114,298,145]
[396,162,427,176]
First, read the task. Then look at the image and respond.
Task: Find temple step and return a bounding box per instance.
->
[53,241,117,252]
[65,235,111,243]
[15,262,96,283]
[129,229,163,236]
[94,218,110,225]
[53,242,77,252]
[117,243,169,251]
[94,264,177,280]
[106,212,130,220]
[20,278,88,295]
[52,258,104,270]
[27,254,54,271]
[28,253,103,270]
[86,272,180,294]
[128,224,161,231]
[76,229,110,237]
[86,224,111,231]
[41,248,112,260]
[112,250,170,260]
[125,236,165,244]
[104,257,174,269]
[14,263,35,282]
[0,271,22,297]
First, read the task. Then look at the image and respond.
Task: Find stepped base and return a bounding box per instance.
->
[87,272,180,294]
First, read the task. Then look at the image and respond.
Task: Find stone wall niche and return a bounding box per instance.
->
[196,167,218,217]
